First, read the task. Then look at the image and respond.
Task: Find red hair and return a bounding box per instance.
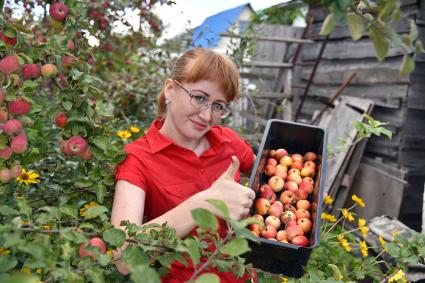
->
[157,48,239,118]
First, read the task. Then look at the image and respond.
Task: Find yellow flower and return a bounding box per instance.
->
[341,208,354,222]
[379,236,387,247]
[0,247,11,254]
[360,241,368,257]
[391,231,398,238]
[321,212,336,222]
[323,195,334,205]
[79,201,99,217]
[16,169,40,185]
[358,218,369,238]
[281,277,287,283]
[107,248,113,258]
[21,266,31,274]
[41,225,51,230]
[337,234,352,252]
[36,268,43,274]
[15,195,25,200]
[388,269,407,283]
[117,130,132,139]
[352,194,365,207]
[21,220,31,225]
[129,126,140,133]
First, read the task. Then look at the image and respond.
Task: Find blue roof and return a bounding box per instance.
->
[192,4,249,48]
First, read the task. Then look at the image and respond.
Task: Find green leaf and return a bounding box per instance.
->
[191,208,218,232]
[328,264,343,280]
[0,135,8,149]
[400,54,415,76]
[195,273,220,283]
[219,238,250,256]
[95,185,106,203]
[4,27,17,39]
[129,265,161,283]
[415,40,424,53]
[206,199,229,219]
[22,80,38,91]
[93,136,108,151]
[85,205,108,219]
[122,246,149,267]
[0,255,18,272]
[62,101,73,111]
[59,204,78,219]
[368,26,389,61]
[85,267,105,283]
[0,205,18,216]
[320,14,335,36]
[409,19,418,41]
[61,228,88,243]
[103,228,126,247]
[183,238,200,266]
[347,12,364,40]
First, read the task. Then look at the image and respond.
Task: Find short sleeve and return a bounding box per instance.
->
[222,127,254,173]
[115,153,148,192]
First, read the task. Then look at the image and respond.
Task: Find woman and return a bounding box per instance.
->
[111,48,256,282]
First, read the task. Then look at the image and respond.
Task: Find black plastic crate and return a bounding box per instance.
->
[244,119,327,278]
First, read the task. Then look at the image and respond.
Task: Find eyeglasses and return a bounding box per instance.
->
[173,80,231,119]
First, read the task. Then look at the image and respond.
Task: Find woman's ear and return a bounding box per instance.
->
[163,78,174,101]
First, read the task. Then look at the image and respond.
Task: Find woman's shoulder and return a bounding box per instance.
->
[122,136,149,155]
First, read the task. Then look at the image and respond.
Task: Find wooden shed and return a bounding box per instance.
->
[292,0,425,230]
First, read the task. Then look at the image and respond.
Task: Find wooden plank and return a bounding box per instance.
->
[221,33,314,44]
[242,61,293,68]
[300,59,410,85]
[244,91,291,99]
[345,159,407,220]
[318,96,374,195]
[303,39,405,60]
[364,144,400,159]
[306,84,408,109]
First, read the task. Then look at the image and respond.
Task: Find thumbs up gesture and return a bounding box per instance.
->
[196,156,256,220]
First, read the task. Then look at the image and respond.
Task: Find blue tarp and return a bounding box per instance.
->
[192,3,248,48]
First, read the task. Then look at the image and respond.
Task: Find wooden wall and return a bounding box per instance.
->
[293,0,425,230]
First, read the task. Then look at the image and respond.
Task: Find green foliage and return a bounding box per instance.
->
[251,5,304,26]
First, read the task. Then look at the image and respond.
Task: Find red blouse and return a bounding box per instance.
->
[115,119,255,282]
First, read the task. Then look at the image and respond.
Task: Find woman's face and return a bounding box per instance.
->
[163,79,228,142]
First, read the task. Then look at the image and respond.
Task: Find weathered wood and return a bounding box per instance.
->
[364,144,399,159]
[300,59,410,84]
[243,91,291,99]
[239,72,275,80]
[303,39,405,61]
[371,106,406,129]
[242,61,293,68]
[306,84,409,109]
[318,96,374,195]
[346,159,408,220]
[221,33,314,44]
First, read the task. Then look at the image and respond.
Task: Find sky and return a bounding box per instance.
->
[153,0,288,39]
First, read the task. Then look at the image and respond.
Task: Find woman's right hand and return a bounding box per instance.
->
[195,156,256,220]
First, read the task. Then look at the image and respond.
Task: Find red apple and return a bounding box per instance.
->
[274,148,288,161]
[0,147,12,160]
[291,235,309,247]
[266,157,277,166]
[268,201,284,218]
[283,181,298,192]
[299,181,314,194]
[66,136,88,156]
[0,31,17,46]
[79,237,107,259]
[295,208,310,220]
[2,119,23,135]
[295,188,309,201]
[283,203,297,213]
[0,55,19,75]
[274,164,287,179]
[296,200,311,210]
[264,164,276,177]
[81,147,94,160]
[67,39,75,52]
[50,2,69,21]
[10,164,23,178]
[55,112,68,128]
[291,154,304,163]
[297,218,312,233]
[10,132,28,153]
[22,64,41,80]
[260,186,277,204]
[261,225,277,239]
[0,108,8,122]
[0,168,11,183]
[288,168,300,176]
[291,161,304,170]
[286,224,304,241]
[287,174,302,185]
[304,161,316,168]
[304,152,317,162]
[9,98,31,115]
[255,198,270,215]
[280,190,296,205]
